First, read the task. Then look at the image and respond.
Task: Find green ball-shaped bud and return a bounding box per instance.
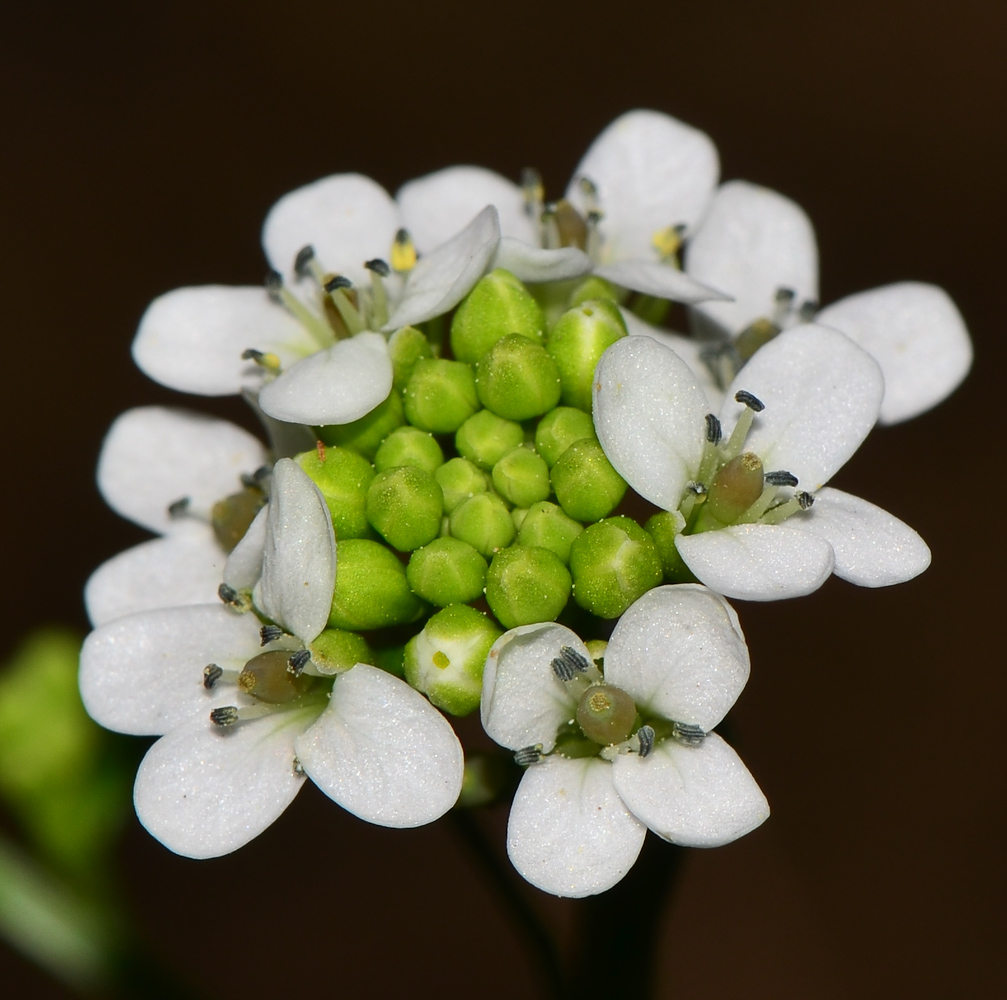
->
[491,446,551,508]
[329,539,426,630]
[404,358,479,433]
[485,545,572,629]
[388,325,433,391]
[406,537,488,606]
[511,506,530,531]
[317,391,405,461]
[308,628,373,675]
[567,274,621,308]
[534,406,597,467]
[644,511,695,582]
[449,492,515,558]
[434,457,489,514]
[366,466,443,551]
[296,445,376,540]
[551,439,627,521]
[569,517,662,619]
[546,299,627,412]
[476,334,561,421]
[517,500,584,564]
[403,604,502,716]
[455,409,525,470]
[450,268,546,364]
[374,426,444,475]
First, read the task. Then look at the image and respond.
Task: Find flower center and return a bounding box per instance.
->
[576,683,637,745]
[238,650,317,704]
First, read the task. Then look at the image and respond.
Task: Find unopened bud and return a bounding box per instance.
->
[546,299,627,412]
[455,409,524,470]
[308,628,373,675]
[450,268,546,364]
[533,406,597,467]
[449,492,515,558]
[374,426,444,475]
[434,457,489,514]
[328,539,426,630]
[476,334,561,421]
[366,466,443,551]
[551,439,627,521]
[406,537,488,606]
[485,545,572,629]
[296,445,376,540]
[405,359,479,433]
[491,446,551,508]
[317,391,405,460]
[517,501,584,564]
[388,326,433,390]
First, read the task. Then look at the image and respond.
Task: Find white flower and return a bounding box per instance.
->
[80,459,464,858]
[481,585,768,897]
[684,180,972,423]
[593,328,932,601]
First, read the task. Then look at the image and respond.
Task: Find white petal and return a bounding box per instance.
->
[676,523,835,601]
[566,110,718,260]
[79,605,262,735]
[242,389,318,459]
[382,206,501,330]
[612,733,768,847]
[481,624,584,752]
[506,756,646,897]
[257,331,393,426]
[254,459,335,644]
[592,336,708,511]
[295,664,463,828]
[816,282,972,425]
[594,258,731,303]
[492,238,592,283]
[134,707,312,859]
[262,173,400,287]
[686,181,818,335]
[132,286,316,396]
[604,585,749,731]
[85,522,226,627]
[793,487,931,587]
[224,504,267,591]
[397,165,536,249]
[720,324,884,490]
[97,407,268,534]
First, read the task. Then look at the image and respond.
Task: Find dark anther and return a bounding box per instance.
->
[210,706,239,727]
[514,744,543,767]
[324,275,353,293]
[798,299,819,322]
[705,413,722,445]
[364,258,390,277]
[241,465,272,489]
[672,721,706,747]
[765,470,798,487]
[734,389,765,412]
[293,245,316,276]
[797,491,815,510]
[293,757,305,776]
[774,286,796,304]
[287,649,311,676]
[578,176,598,197]
[551,645,590,681]
[636,725,655,758]
[394,228,410,245]
[586,209,604,225]
[241,348,265,362]
[260,625,285,646]
[218,583,241,607]
[686,481,707,495]
[167,497,191,518]
[203,664,223,689]
[264,270,283,301]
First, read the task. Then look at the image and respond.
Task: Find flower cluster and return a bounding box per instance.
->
[81,110,969,893]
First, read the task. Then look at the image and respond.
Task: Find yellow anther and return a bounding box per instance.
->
[652,224,684,260]
[391,228,417,273]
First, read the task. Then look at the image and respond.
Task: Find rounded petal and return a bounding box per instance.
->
[506,756,646,897]
[262,173,400,286]
[132,286,316,396]
[686,181,818,335]
[605,585,749,731]
[816,282,972,425]
[223,504,267,591]
[676,523,835,602]
[593,336,708,511]
[481,624,584,752]
[254,459,335,644]
[79,605,262,735]
[84,522,226,627]
[397,165,536,249]
[97,407,268,534]
[612,732,769,847]
[295,664,463,828]
[594,258,731,303]
[134,707,312,859]
[720,324,884,490]
[382,206,501,330]
[257,331,393,426]
[794,487,931,587]
[492,238,592,283]
[566,110,718,260]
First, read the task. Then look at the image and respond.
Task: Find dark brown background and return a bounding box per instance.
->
[2,1,1004,996]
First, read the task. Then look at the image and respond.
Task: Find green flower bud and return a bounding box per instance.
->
[551,439,627,521]
[403,604,502,716]
[366,466,443,551]
[491,446,551,508]
[546,299,627,412]
[388,325,433,390]
[517,500,584,563]
[308,628,374,675]
[644,511,695,582]
[371,644,405,678]
[404,358,479,433]
[476,334,561,421]
[317,391,405,460]
[533,406,597,466]
[455,409,524,470]
[450,268,546,363]
[485,545,572,628]
[374,426,444,475]
[511,506,530,531]
[567,274,621,308]
[449,492,515,558]
[569,517,662,618]
[297,445,376,540]
[406,537,488,606]
[329,539,426,631]
[434,457,489,514]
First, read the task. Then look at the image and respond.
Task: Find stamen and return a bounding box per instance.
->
[584,210,603,259]
[218,583,250,612]
[734,390,765,412]
[672,721,705,747]
[263,270,334,349]
[364,259,390,328]
[203,664,223,689]
[294,245,316,278]
[287,649,311,677]
[293,757,305,776]
[391,229,417,273]
[551,645,590,681]
[264,269,284,302]
[365,258,391,278]
[651,223,685,261]
[798,299,819,323]
[759,490,814,525]
[241,348,282,374]
[514,744,544,767]
[167,497,191,519]
[324,276,353,293]
[210,706,239,727]
[771,286,796,326]
[323,276,365,335]
[521,167,544,217]
[798,491,815,510]
[636,724,655,758]
[765,470,798,487]
[705,413,722,445]
[260,625,286,646]
[540,203,560,249]
[686,481,707,495]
